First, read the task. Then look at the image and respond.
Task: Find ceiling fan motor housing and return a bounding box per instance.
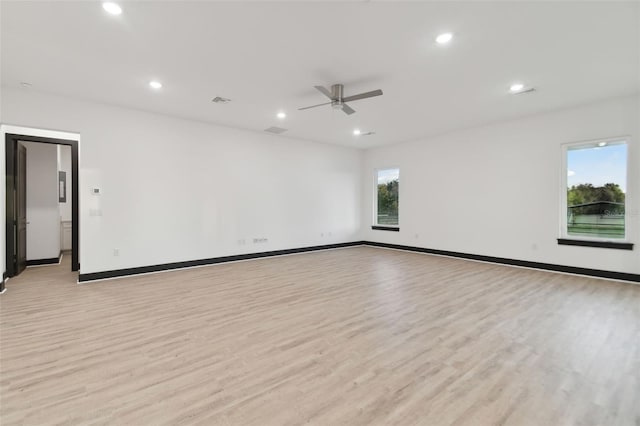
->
[331,84,344,101]
[331,84,345,109]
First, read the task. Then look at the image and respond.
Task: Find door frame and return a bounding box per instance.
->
[5,134,79,276]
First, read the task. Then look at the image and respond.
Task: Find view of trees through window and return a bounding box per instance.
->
[376,168,399,226]
[566,142,626,239]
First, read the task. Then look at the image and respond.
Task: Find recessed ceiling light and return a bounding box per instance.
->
[436,32,453,44]
[353,129,361,136]
[102,2,122,15]
[20,82,32,89]
[509,83,525,93]
[149,81,162,90]
[598,142,607,147]
[277,112,286,119]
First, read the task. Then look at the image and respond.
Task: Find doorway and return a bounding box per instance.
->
[5,134,79,281]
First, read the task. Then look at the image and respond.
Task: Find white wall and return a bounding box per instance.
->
[362,95,640,275]
[1,87,362,275]
[57,145,72,222]
[23,142,60,260]
[2,88,637,278]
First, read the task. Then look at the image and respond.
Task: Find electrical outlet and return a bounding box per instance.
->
[113,248,119,256]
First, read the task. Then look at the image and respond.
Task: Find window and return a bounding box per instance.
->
[374,168,399,229]
[562,139,628,241]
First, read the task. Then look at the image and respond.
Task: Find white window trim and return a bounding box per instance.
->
[373,167,400,228]
[560,136,630,243]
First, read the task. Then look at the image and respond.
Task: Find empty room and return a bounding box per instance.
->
[1,1,639,425]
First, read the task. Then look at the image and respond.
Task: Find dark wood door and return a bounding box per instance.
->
[16,143,27,275]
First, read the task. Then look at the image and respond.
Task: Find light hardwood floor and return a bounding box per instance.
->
[1,247,639,425]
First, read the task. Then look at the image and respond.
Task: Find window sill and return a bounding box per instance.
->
[557,239,633,250]
[372,226,400,232]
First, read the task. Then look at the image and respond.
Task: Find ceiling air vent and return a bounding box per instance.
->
[264,126,288,135]
[212,96,231,104]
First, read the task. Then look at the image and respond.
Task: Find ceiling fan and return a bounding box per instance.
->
[298,84,383,115]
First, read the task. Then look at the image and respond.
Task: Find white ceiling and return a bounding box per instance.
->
[2,1,639,148]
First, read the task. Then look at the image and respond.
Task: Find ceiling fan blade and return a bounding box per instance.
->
[342,89,383,103]
[341,103,356,115]
[314,85,333,100]
[298,101,332,111]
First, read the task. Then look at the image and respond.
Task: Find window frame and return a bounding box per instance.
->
[373,167,400,231]
[560,136,630,244]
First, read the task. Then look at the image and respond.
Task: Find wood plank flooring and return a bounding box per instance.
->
[1,247,639,425]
